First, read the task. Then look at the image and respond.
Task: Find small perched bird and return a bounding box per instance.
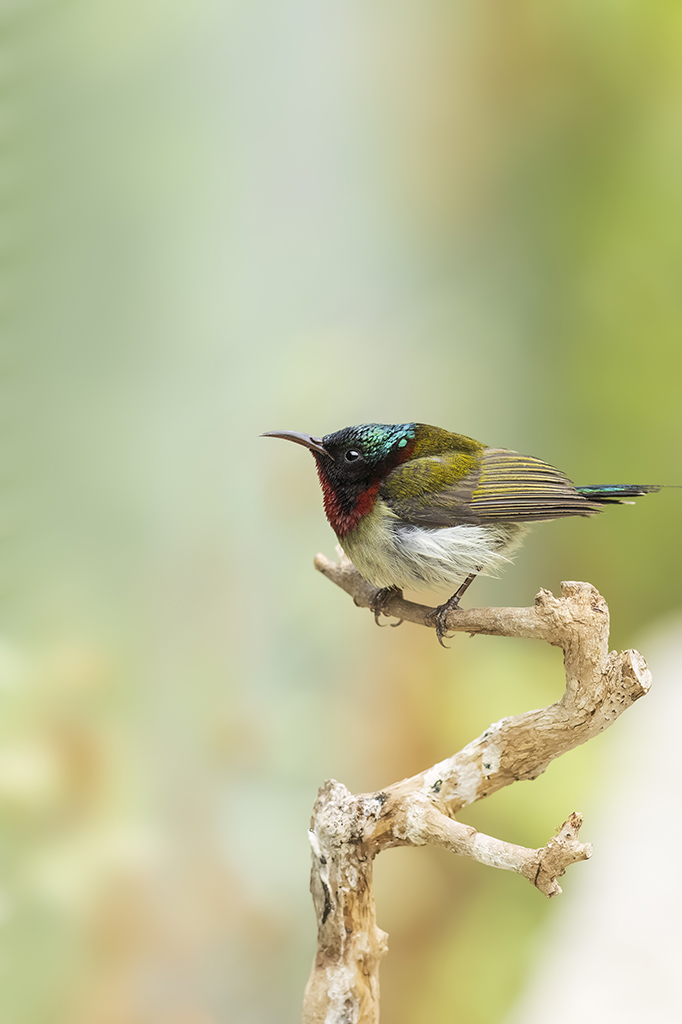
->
[263,423,660,643]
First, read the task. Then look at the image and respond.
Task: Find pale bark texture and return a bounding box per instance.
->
[302,555,651,1024]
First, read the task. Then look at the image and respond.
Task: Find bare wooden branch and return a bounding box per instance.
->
[302,555,652,1024]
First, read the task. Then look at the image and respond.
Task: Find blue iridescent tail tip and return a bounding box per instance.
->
[576,484,662,503]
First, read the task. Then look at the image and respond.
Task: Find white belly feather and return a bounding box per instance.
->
[340,502,528,592]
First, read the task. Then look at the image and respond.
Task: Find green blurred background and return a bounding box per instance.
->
[4,1,682,1021]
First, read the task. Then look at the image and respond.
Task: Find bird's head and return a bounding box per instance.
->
[262,423,418,536]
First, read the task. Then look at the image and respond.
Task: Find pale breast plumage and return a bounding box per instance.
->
[340,498,527,591]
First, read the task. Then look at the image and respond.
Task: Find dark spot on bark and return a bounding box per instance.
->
[319,854,327,865]
[374,791,388,806]
[321,882,332,924]
[431,779,443,793]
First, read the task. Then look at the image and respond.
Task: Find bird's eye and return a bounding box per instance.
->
[344,449,361,462]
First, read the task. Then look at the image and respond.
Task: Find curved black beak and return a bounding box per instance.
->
[261,430,331,459]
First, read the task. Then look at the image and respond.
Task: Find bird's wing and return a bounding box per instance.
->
[381,448,605,526]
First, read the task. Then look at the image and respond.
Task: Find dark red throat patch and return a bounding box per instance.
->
[314,461,381,538]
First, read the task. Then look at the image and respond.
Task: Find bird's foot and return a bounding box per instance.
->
[426,593,462,647]
[426,572,478,646]
[369,586,404,627]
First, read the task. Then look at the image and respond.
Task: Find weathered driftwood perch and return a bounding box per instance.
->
[302,554,652,1024]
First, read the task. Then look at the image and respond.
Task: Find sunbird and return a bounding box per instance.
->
[263,422,660,643]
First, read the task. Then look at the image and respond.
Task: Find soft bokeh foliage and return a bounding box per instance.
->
[4,1,682,1021]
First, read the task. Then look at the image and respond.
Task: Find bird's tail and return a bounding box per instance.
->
[576,484,662,505]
